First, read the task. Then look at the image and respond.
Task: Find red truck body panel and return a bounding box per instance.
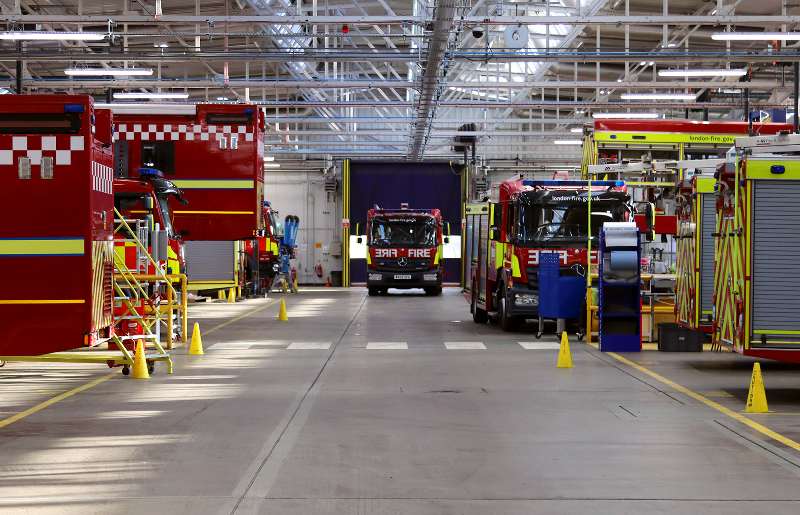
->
[593,119,794,135]
[0,94,114,355]
[113,104,265,241]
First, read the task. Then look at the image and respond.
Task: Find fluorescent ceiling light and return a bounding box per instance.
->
[592,112,661,119]
[711,32,800,41]
[264,163,281,168]
[553,140,583,145]
[264,156,275,162]
[620,93,696,100]
[658,68,747,77]
[569,127,583,133]
[0,31,105,41]
[113,92,189,100]
[65,67,153,76]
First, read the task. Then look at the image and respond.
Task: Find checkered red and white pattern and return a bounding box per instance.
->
[114,123,254,143]
[0,135,85,167]
[92,161,113,195]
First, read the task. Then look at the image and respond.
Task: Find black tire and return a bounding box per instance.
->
[147,361,155,374]
[472,302,489,324]
[425,286,442,296]
[368,287,379,296]
[122,365,130,376]
[497,286,518,332]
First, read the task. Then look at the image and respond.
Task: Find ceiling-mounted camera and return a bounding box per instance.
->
[472,27,484,39]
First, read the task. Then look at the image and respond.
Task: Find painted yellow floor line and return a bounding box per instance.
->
[0,373,115,430]
[0,299,277,430]
[602,349,800,453]
[202,298,277,337]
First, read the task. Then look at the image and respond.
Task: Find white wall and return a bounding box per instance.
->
[264,170,343,285]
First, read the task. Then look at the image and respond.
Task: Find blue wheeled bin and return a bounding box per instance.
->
[537,253,586,338]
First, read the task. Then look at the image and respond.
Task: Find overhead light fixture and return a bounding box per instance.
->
[216,96,229,101]
[264,156,275,162]
[64,67,153,76]
[264,163,281,168]
[553,140,583,145]
[658,68,747,77]
[620,93,696,100]
[661,42,678,48]
[0,31,106,41]
[711,32,800,41]
[569,127,583,133]
[592,112,661,119]
[113,92,190,100]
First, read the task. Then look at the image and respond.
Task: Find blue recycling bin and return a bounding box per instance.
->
[538,253,585,320]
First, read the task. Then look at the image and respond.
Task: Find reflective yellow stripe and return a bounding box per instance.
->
[696,177,715,193]
[0,238,84,256]
[174,210,254,215]
[171,179,255,189]
[752,329,800,335]
[366,251,372,265]
[511,253,521,278]
[0,299,85,304]
[595,131,737,145]
[270,241,279,254]
[745,160,800,180]
[494,242,505,270]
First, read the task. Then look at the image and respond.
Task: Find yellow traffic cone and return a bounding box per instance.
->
[278,298,289,321]
[227,287,236,303]
[557,331,573,369]
[132,339,150,379]
[189,322,204,355]
[217,289,225,301]
[745,362,768,413]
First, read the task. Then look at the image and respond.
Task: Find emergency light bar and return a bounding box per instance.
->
[522,179,625,188]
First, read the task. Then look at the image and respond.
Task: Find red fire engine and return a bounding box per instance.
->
[0,94,115,355]
[465,179,630,331]
[243,200,282,292]
[111,103,265,241]
[365,206,446,296]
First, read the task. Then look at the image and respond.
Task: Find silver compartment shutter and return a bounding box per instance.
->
[185,241,235,282]
[751,180,800,341]
[699,194,716,314]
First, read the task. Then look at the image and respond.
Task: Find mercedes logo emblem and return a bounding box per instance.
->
[397,257,408,267]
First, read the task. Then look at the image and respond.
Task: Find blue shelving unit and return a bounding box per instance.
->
[599,223,641,352]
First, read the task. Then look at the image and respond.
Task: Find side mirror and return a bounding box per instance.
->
[356,236,363,244]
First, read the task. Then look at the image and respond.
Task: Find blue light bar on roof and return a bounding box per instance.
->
[64,103,85,113]
[522,179,625,187]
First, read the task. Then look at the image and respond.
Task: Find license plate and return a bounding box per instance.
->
[393,274,412,280]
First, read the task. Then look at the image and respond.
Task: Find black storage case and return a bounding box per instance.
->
[658,323,704,352]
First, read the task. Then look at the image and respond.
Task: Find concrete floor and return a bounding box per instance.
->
[1,287,800,514]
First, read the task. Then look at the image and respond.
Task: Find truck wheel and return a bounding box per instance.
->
[425,286,442,296]
[472,298,489,324]
[368,287,379,296]
[497,286,518,332]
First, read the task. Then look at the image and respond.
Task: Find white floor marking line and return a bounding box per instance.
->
[518,342,561,350]
[287,342,332,350]
[444,341,486,350]
[366,341,408,350]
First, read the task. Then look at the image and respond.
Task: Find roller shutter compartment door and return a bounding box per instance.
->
[751,180,800,346]
[699,194,716,315]
[185,241,236,282]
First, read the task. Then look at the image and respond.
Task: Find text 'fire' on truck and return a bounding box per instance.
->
[465,179,630,332]
[364,205,448,296]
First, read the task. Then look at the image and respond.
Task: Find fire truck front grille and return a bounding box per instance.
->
[375,258,431,272]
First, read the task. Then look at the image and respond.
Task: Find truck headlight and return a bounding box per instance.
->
[514,293,538,306]
[368,273,382,281]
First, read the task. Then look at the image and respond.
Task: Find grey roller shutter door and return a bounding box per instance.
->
[751,180,800,343]
[699,194,716,314]
[185,241,235,282]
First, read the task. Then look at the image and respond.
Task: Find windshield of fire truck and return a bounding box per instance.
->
[115,192,176,239]
[517,195,628,244]
[370,216,436,247]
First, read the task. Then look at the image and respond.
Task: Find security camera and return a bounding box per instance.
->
[472,27,484,39]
